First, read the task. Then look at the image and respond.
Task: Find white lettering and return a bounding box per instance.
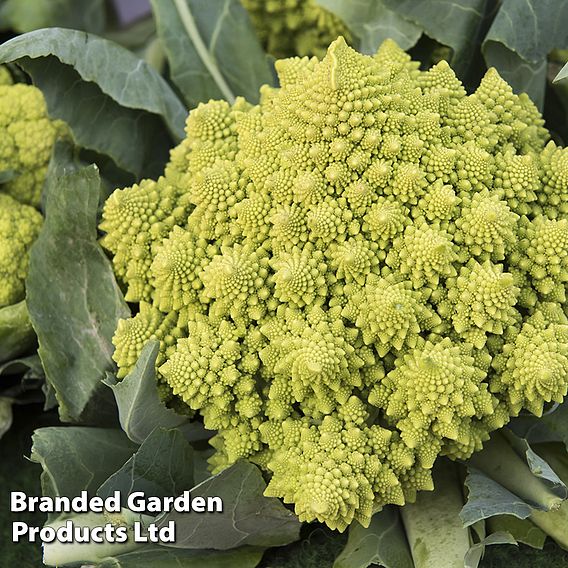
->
[208,496,223,512]
[10,492,28,512]
[12,522,28,541]
[127,491,146,512]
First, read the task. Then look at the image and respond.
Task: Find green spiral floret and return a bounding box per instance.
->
[490,320,568,416]
[454,189,519,262]
[445,260,520,348]
[112,302,184,379]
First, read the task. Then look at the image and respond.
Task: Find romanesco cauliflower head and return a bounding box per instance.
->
[0,193,42,307]
[0,83,66,207]
[101,38,568,531]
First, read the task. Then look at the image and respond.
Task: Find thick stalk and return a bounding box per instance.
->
[467,432,563,511]
[528,442,568,549]
[531,503,568,550]
[400,460,470,568]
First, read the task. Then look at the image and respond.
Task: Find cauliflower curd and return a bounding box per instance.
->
[0,81,66,207]
[101,38,568,531]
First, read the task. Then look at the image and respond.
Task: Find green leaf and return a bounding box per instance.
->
[333,507,413,568]
[0,353,43,379]
[151,0,275,107]
[30,427,137,504]
[0,0,106,34]
[510,401,568,450]
[464,532,517,568]
[460,468,533,526]
[0,300,36,363]
[554,61,568,83]
[382,0,486,75]
[156,461,301,550]
[94,546,265,568]
[26,149,130,423]
[317,0,422,54]
[0,397,12,439]
[504,430,568,501]
[486,516,546,549]
[98,428,194,506]
[0,28,187,177]
[104,342,187,444]
[483,0,568,108]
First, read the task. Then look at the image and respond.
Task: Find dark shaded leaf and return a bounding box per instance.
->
[464,532,517,568]
[510,401,568,451]
[383,0,486,75]
[0,353,43,379]
[26,147,129,423]
[483,0,568,108]
[317,0,422,54]
[98,428,194,506]
[104,341,187,444]
[333,507,412,568]
[151,0,275,107]
[156,461,301,550]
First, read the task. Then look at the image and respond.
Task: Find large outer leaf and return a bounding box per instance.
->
[486,516,546,549]
[510,401,568,450]
[383,0,487,75]
[333,507,413,568]
[156,461,301,550]
[483,0,568,109]
[0,300,35,363]
[26,150,130,423]
[104,342,187,444]
[98,428,194,507]
[317,0,422,54]
[151,0,275,107]
[0,28,186,177]
[464,532,517,568]
[30,427,137,503]
[461,467,534,526]
[94,546,265,568]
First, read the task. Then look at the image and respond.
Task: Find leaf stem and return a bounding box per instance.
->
[172,0,235,103]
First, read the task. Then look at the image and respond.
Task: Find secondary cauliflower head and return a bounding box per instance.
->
[0,83,67,207]
[101,38,568,531]
[0,193,42,307]
[241,0,351,58]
